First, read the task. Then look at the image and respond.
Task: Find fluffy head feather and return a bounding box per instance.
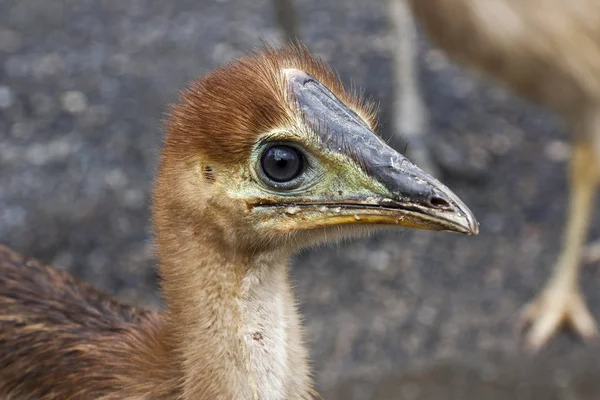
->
[165,43,377,165]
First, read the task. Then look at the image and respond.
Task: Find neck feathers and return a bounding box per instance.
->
[156,225,314,399]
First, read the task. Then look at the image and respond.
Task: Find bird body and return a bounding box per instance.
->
[0,45,477,399]
[409,0,600,122]
[0,244,177,399]
[408,0,600,348]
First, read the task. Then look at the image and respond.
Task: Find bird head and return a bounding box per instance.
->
[154,44,478,255]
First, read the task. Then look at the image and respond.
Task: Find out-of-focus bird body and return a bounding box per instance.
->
[409,0,600,121]
[408,0,600,348]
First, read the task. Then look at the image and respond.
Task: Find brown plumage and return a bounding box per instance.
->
[0,244,177,399]
[0,44,477,399]
[166,45,376,166]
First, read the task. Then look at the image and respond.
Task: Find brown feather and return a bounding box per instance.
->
[0,244,179,399]
[165,43,377,165]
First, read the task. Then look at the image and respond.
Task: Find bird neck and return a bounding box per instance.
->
[158,230,314,399]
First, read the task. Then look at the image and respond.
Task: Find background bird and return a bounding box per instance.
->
[407,0,600,350]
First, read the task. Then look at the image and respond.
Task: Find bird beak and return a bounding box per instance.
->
[258,163,480,235]
[337,163,481,236]
[276,69,479,235]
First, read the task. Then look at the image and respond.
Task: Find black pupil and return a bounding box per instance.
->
[261,146,303,183]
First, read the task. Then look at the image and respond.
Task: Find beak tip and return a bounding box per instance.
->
[468,220,480,236]
[460,209,479,236]
[426,183,479,236]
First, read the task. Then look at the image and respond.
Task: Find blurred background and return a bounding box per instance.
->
[2,0,600,398]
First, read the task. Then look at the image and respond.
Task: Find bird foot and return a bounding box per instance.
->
[520,284,598,351]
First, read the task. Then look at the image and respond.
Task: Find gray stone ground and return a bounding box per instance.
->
[2,0,600,398]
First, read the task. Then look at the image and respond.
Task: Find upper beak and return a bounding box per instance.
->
[363,158,480,235]
[274,69,479,235]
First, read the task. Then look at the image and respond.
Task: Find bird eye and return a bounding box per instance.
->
[260,145,304,183]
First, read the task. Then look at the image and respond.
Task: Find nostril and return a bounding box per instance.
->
[429,196,451,209]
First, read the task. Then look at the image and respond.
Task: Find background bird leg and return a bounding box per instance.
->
[521,138,600,350]
[386,0,439,177]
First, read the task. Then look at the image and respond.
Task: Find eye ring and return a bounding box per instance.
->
[260,145,304,184]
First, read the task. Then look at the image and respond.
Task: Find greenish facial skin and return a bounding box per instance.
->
[221,128,476,243]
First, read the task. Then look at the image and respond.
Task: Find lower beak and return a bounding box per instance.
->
[271,196,478,235]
